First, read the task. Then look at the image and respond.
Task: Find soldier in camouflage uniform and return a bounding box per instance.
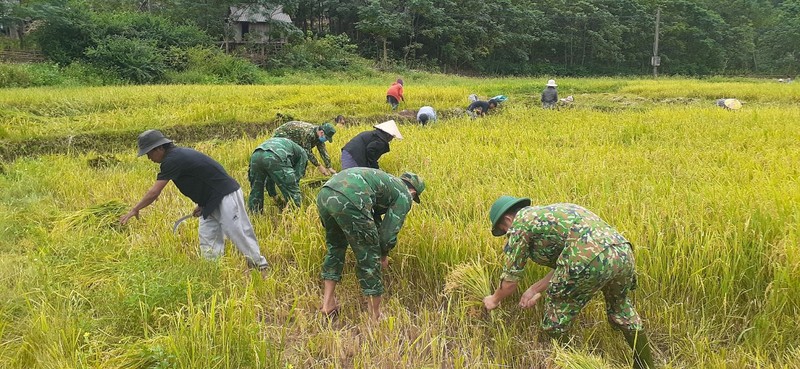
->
[273,121,338,176]
[317,168,425,320]
[247,137,308,212]
[483,196,655,369]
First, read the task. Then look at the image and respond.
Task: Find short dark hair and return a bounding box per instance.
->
[158,142,175,151]
[488,99,498,107]
[334,115,345,124]
[418,113,429,125]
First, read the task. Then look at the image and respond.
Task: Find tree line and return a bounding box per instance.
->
[2,0,799,76]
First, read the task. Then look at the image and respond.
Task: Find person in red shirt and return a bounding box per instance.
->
[386,78,404,110]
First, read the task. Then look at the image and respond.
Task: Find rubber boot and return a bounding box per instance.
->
[622,329,655,369]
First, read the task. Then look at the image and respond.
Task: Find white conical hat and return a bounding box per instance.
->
[374,120,403,139]
[723,98,742,110]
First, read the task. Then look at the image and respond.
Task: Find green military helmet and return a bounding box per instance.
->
[320,123,336,143]
[400,172,425,203]
[489,195,531,236]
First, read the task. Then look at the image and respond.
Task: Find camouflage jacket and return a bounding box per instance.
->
[254,137,307,165]
[500,203,629,282]
[273,121,332,168]
[322,168,413,255]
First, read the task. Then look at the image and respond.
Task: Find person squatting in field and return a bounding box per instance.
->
[483,197,654,369]
[332,114,347,127]
[416,106,437,126]
[248,137,308,212]
[542,79,558,109]
[120,129,269,270]
[467,98,498,118]
[386,78,405,110]
[317,168,425,320]
[340,120,403,170]
[715,98,742,110]
[273,120,338,176]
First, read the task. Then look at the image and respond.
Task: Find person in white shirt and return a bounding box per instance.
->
[416,106,437,126]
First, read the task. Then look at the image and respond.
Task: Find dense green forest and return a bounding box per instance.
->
[1,0,799,78]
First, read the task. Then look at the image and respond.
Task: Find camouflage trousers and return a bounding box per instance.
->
[317,187,383,296]
[543,242,643,336]
[248,149,304,212]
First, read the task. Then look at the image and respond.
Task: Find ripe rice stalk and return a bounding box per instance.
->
[443,260,508,323]
[2,78,800,367]
[551,344,619,369]
[54,200,128,233]
[299,176,328,188]
[443,261,496,317]
[444,261,492,298]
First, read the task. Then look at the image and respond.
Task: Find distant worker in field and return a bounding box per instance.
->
[541,79,558,109]
[417,106,437,126]
[333,115,347,127]
[467,99,498,118]
[715,98,742,110]
[273,120,338,176]
[386,79,405,111]
[340,120,403,170]
[483,197,654,369]
[120,130,269,271]
[248,137,308,212]
[317,168,425,320]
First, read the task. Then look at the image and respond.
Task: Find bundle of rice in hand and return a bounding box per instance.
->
[443,261,498,318]
[300,176,328,188]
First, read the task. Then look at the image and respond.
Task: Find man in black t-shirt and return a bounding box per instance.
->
[120,130,269,270]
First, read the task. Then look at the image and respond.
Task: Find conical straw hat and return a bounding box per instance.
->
[374,120,403,139]
[723,99,742,110]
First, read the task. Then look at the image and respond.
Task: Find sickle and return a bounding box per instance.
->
[172,214,193,233]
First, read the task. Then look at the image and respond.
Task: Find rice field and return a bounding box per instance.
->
[0,76,798,368]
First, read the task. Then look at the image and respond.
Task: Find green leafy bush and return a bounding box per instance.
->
[30,4,96,66]
[61,61,124,86]
[85,36,166,84]
[165,47,265,85]
[0,62,65,87]
[271,34,371,73]
[0,62,124,88]
[93,11,211,50]
[0,63,34,87]
[31,6,213,84]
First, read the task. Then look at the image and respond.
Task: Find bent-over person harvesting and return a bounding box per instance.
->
[248,137,308,212]
[483,196,654,369]
[317,168,425,320]
[273,120,338,176]
[120,130,269,271]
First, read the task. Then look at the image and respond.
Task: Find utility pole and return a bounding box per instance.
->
[652,8,661,78]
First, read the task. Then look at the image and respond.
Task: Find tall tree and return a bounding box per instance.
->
[758,0,800,74]
[655,0,733,74]
[355,0,408,66]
